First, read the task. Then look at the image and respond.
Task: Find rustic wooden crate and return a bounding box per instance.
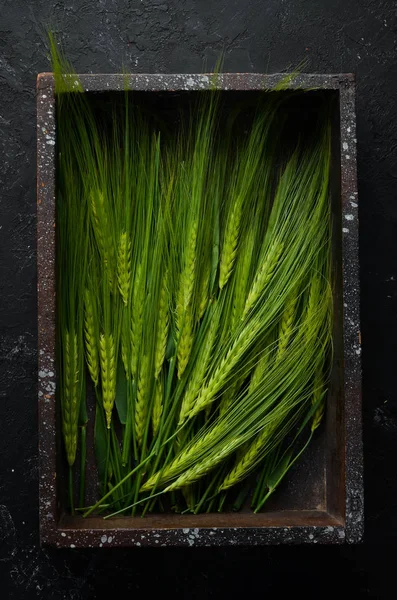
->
[37,72,362,547]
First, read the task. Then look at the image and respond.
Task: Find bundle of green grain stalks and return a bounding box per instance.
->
[51,37,333,517]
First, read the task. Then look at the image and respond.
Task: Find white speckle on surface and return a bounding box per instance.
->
[356,348,361,355]
[343,227,349,233]
[70,544,76,548]
[326,526,334,533]
[61,532,66,537]
[338,529,346,539]
[347,127,351,133]
[342,142,348,150]
[345,154,350,159]
[345,214,354,221]
[46,139,56,146]
[186,77,194,87]
[309,534,314,540]
[350,201,358,208]
[101,535,107,543]
[183,528,190,534]
[108,536,113,543]
[136,542,141,546]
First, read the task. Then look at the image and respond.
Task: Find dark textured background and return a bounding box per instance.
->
[0,0,396,597]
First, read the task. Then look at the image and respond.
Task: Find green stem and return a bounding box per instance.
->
[121,379,133,467]
[252,465,267,508]
[232,479,252,512]
[254,488,274,513]
[79,425,87,508]
[83,454,153,517]
[104,428,111,494]
[105,489,165,519]
[218,492,227,512]
[111,427,124,508]
[69,466,75,516]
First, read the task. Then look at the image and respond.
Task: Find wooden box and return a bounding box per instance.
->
[37,73,362,547]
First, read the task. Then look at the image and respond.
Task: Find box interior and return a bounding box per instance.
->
[55,88,344,529]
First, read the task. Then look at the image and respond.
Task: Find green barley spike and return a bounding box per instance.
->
[62,330,79,466]
[219,199,242,290]
[135,353,150,447]
[154,271,169,380]
[99,333,116,429]
[83,289,99,387]
[117,232,131,306]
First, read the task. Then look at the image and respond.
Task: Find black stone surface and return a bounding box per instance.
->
[0,0,396,597]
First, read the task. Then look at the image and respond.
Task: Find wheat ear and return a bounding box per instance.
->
[117,232,131,306]
[219,199,242,290]
[121,319,130,380]
[152,377,163,437]
[231,232,255,329]
[164,439,240,492]
[90,190,114,285]
[177,306,194,379]
[154,271,169,379]
[276,295,297,360]
[63,330,79,466]
[243,241,283,318]
[216,347,274,489]
[99,333,116,429]
[131,263,144,380]
[219,425,275,490]
[198,262,211,319]
[141,426,225,492]
[135,353,150,447]
[178,311,219,423]
[186,320,261,420]
[219,383,237,417]
[84,289,99,387]
[177,219,198,320]
[249,347,271,393]
[175,218,198,379]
